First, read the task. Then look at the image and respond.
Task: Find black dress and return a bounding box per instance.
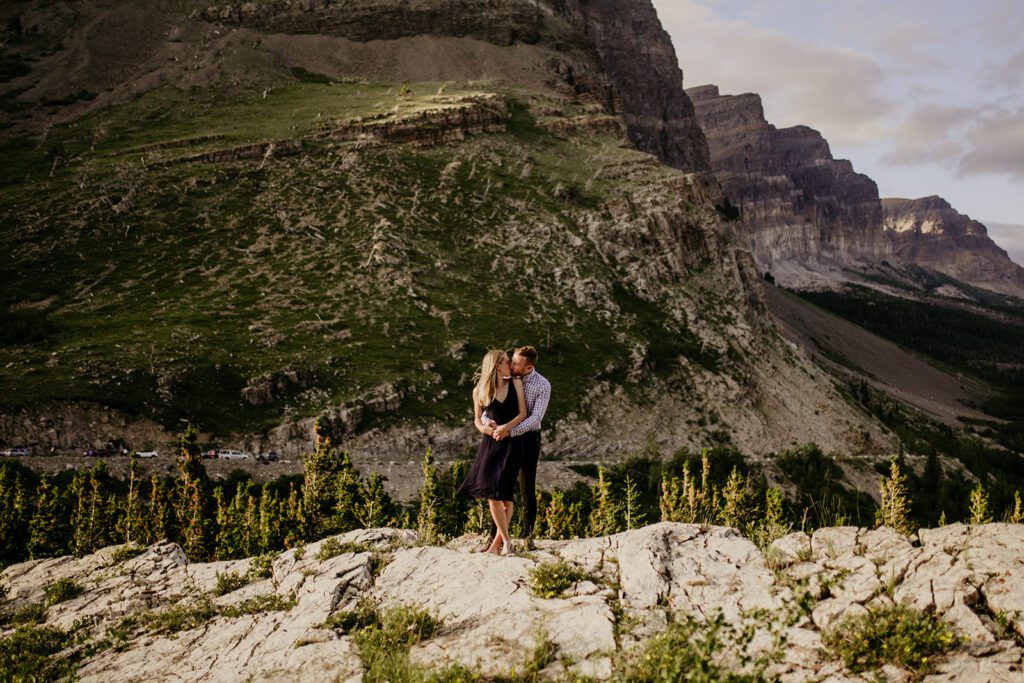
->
[458,383,523,502]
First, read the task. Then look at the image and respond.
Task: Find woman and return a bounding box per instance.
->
[458,349,527,555]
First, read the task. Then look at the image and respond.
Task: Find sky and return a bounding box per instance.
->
[652,0,1024,265]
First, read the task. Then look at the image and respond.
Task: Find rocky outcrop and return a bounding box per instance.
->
[192,0,710,172]
[686,85,889,276]
[883,196,1024,298]
[2,523,1022,681]
[196,0,547,45]
[554,0,711,172]
[687,85,1024,299]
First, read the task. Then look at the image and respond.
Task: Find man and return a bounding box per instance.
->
[492,345,550,549]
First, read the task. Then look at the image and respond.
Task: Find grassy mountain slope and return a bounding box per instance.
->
[0,1,894,460]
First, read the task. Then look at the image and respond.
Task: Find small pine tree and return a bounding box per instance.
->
[417,448,440,543]
[623,475,645,530]
[0,465,32,564]
[147,474,173,543]
[720,467,756,532]
[1009,491,1023,524]
[120,453,145,545]
[542,491,573,539]
[284,483,306,548]
[176,425,214,560]
[355,474,397,529]
[27,475,70,559]
[659,473,684,523]
[969,483,992,525]
[750,488,792,549]
[330,452,363,534]
[303,418,354,538]
[876,458,914,536]
[588,467,622,537]
[257,484,283,553]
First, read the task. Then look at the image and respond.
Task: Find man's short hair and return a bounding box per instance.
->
[515,345,538,366]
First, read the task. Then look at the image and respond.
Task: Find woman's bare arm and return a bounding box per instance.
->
[472,390,492,434]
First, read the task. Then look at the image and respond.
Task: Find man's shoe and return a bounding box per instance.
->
[525,537,537,551]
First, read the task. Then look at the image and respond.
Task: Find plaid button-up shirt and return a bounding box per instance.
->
[510,369,551,436]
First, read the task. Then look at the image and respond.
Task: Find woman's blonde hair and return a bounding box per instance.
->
[473,349,507,407]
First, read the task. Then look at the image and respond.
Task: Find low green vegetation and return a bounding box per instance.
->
[220,593,296,618]
[109,544,147,564]
[528,560,589,599]
[142,595,218,635]
[11,601,47,625]
[214,570,251,596]
[43,577,82,606]
[613,608,793,682]
[324,600,443,682]
[316,538,374,561]
[0,624,78,682]
[823,604,960,678]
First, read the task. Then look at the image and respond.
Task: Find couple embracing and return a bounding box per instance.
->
[457,345,551,556]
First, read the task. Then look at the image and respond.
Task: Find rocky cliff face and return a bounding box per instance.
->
[2,523,1022,680]
[687,85,1024,299]
[883,196,1024,298]
[686,85,889,279]
[553,0,710,172]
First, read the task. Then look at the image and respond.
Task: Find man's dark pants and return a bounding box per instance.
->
[489,430,541,539]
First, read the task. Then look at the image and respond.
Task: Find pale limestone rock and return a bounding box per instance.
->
[768,531,812,566]
[4,523,1024,681]
[811,526,861,561]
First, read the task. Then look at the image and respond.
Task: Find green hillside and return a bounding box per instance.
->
[0,77,726,438]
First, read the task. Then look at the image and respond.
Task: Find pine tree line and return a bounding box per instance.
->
[1,435,1022,566]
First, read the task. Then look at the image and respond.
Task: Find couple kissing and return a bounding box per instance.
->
[457,345,551,556]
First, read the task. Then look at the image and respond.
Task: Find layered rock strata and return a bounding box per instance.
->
[2,523,1022,681]
[196,0,711,172]
[554,0,711,171]
[688,85,1024,299]
[686,84,889,276]
[883,196,1024,298]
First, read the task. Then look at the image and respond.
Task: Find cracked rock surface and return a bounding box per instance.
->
[1,522,1022,681]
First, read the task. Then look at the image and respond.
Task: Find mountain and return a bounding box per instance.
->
[685,84,889,284]
[883,196,1024,299]
[0,1,888,459]
[687,84,1024,301]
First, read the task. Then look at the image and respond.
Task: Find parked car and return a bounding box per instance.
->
[256,451,279,462]
[2,447,30,457]
[218,449,250,460]
[136,450,159,459]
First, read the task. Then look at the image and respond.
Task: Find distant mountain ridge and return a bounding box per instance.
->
[687,84,1024,300]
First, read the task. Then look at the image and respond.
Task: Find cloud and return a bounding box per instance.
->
[880,105,974,165]
[987,51,1024,90]
[653,0,893,145]
[958,107,1024,181]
